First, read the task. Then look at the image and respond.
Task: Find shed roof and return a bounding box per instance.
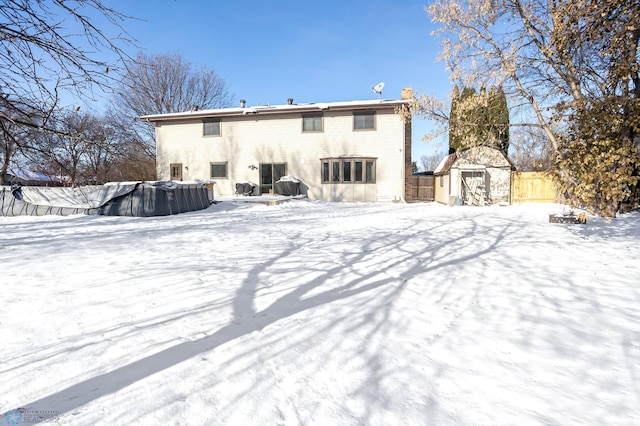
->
[434,145,516,176]
[434,153,456,175]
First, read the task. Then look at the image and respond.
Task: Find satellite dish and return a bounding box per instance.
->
[372,82,385,101]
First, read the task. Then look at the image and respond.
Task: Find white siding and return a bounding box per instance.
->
[155,109,406,202]
[485,167,511,203]
[450,169,461,203]
[434,175,450,205]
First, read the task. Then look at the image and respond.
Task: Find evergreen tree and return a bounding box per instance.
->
[486,87,510,153]
[423,0,640,216]
[448,85,510,153]
[449,86,477,152]
[448,85,460,154]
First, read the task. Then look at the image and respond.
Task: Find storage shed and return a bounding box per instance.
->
[434,145,516,206]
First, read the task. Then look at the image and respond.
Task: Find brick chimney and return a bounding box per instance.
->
[401,87,413,100]
[400,87,413,202]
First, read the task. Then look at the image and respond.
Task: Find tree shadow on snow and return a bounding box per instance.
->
[16,207,515,422]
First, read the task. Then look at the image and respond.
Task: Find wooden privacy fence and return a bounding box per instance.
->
[511,172,558,203]
[412,175,435,202]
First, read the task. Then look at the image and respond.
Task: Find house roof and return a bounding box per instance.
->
[140,98,410,122]
[7,168,61,183]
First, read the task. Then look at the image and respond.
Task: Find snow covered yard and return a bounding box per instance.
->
[1,200,639,425]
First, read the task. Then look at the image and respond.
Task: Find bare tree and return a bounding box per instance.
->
[107,146,156,182]
[0,111,25,183]
[419,152,447,172]
[0,100,51,184]
[27,110,158,185]
[102,109,156,181]
[509,127,554,172]
[0,0,134,182]
[111,52,233,150]
[32,112,107,186]
[413,0,640,216]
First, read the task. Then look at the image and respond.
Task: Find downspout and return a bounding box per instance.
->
[402,105,412,203]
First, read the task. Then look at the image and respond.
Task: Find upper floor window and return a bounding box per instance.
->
[203,120,221,136]
[302,114,323,132]
[353,112,375,130]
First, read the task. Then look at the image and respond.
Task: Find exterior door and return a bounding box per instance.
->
[461,170,485,206]
[260,163,286,194]
[170,163,183,181]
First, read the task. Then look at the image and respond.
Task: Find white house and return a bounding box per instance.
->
[434,145,516,206]
[141,92,413,203]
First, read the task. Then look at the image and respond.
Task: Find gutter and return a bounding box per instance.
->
[140,99,409,123]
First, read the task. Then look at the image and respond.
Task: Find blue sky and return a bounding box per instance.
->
[102,0,452,162]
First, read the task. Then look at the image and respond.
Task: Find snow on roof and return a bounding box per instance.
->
[8,168,61,182]
[434,153,456,175]
[140,98,408,121]
[433,146,517,175]
[458,164,487,170]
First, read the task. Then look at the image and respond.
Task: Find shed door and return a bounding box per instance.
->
[461,170,486,206]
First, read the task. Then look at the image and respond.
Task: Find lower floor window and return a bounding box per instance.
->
[210,162,228,178]
[321,157,376,183]
[170,163,182,181]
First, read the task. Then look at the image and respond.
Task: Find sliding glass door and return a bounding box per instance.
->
[260,163,286,195]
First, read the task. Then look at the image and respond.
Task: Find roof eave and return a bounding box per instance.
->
[139,99,409,123]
